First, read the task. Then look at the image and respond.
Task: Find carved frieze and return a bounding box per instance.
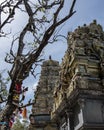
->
[52,20,104,117]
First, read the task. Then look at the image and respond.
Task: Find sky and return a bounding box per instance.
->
[0,0,104,112]
[44,0,104,60]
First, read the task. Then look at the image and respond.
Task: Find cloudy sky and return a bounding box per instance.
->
[44,0,104,59]
[0,0,104,110]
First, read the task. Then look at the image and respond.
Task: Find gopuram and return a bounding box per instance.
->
[29,20,104,130]
[29,57,60,130]
[51,20,104,130]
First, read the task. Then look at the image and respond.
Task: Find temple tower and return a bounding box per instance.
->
[29,57,60,130]
[51,20,104,130]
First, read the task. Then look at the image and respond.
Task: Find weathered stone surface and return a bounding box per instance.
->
[51,20,104,130]
[29,57,60,130]
[56,20,104,97]
[29,20,104,130]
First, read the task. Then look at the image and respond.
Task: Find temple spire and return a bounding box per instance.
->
[49,55,52,60]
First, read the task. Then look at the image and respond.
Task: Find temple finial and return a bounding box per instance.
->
[49,55,52,60]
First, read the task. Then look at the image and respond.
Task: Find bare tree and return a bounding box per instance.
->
[0,0,77,129]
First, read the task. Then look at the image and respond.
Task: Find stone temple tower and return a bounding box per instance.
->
[29,57,60,130]
[51,20,104,130]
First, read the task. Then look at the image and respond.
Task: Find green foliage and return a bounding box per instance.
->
[11,118,29,130]
[11,119,24,130]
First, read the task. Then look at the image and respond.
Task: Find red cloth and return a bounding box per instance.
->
[9,121,13,128]
[15,83,22,92]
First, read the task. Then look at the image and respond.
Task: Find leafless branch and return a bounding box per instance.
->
[0,0,23,30]
[0,0,77,129]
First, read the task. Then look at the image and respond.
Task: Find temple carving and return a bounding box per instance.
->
[29,58,60,130]
[30,20,104,130]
